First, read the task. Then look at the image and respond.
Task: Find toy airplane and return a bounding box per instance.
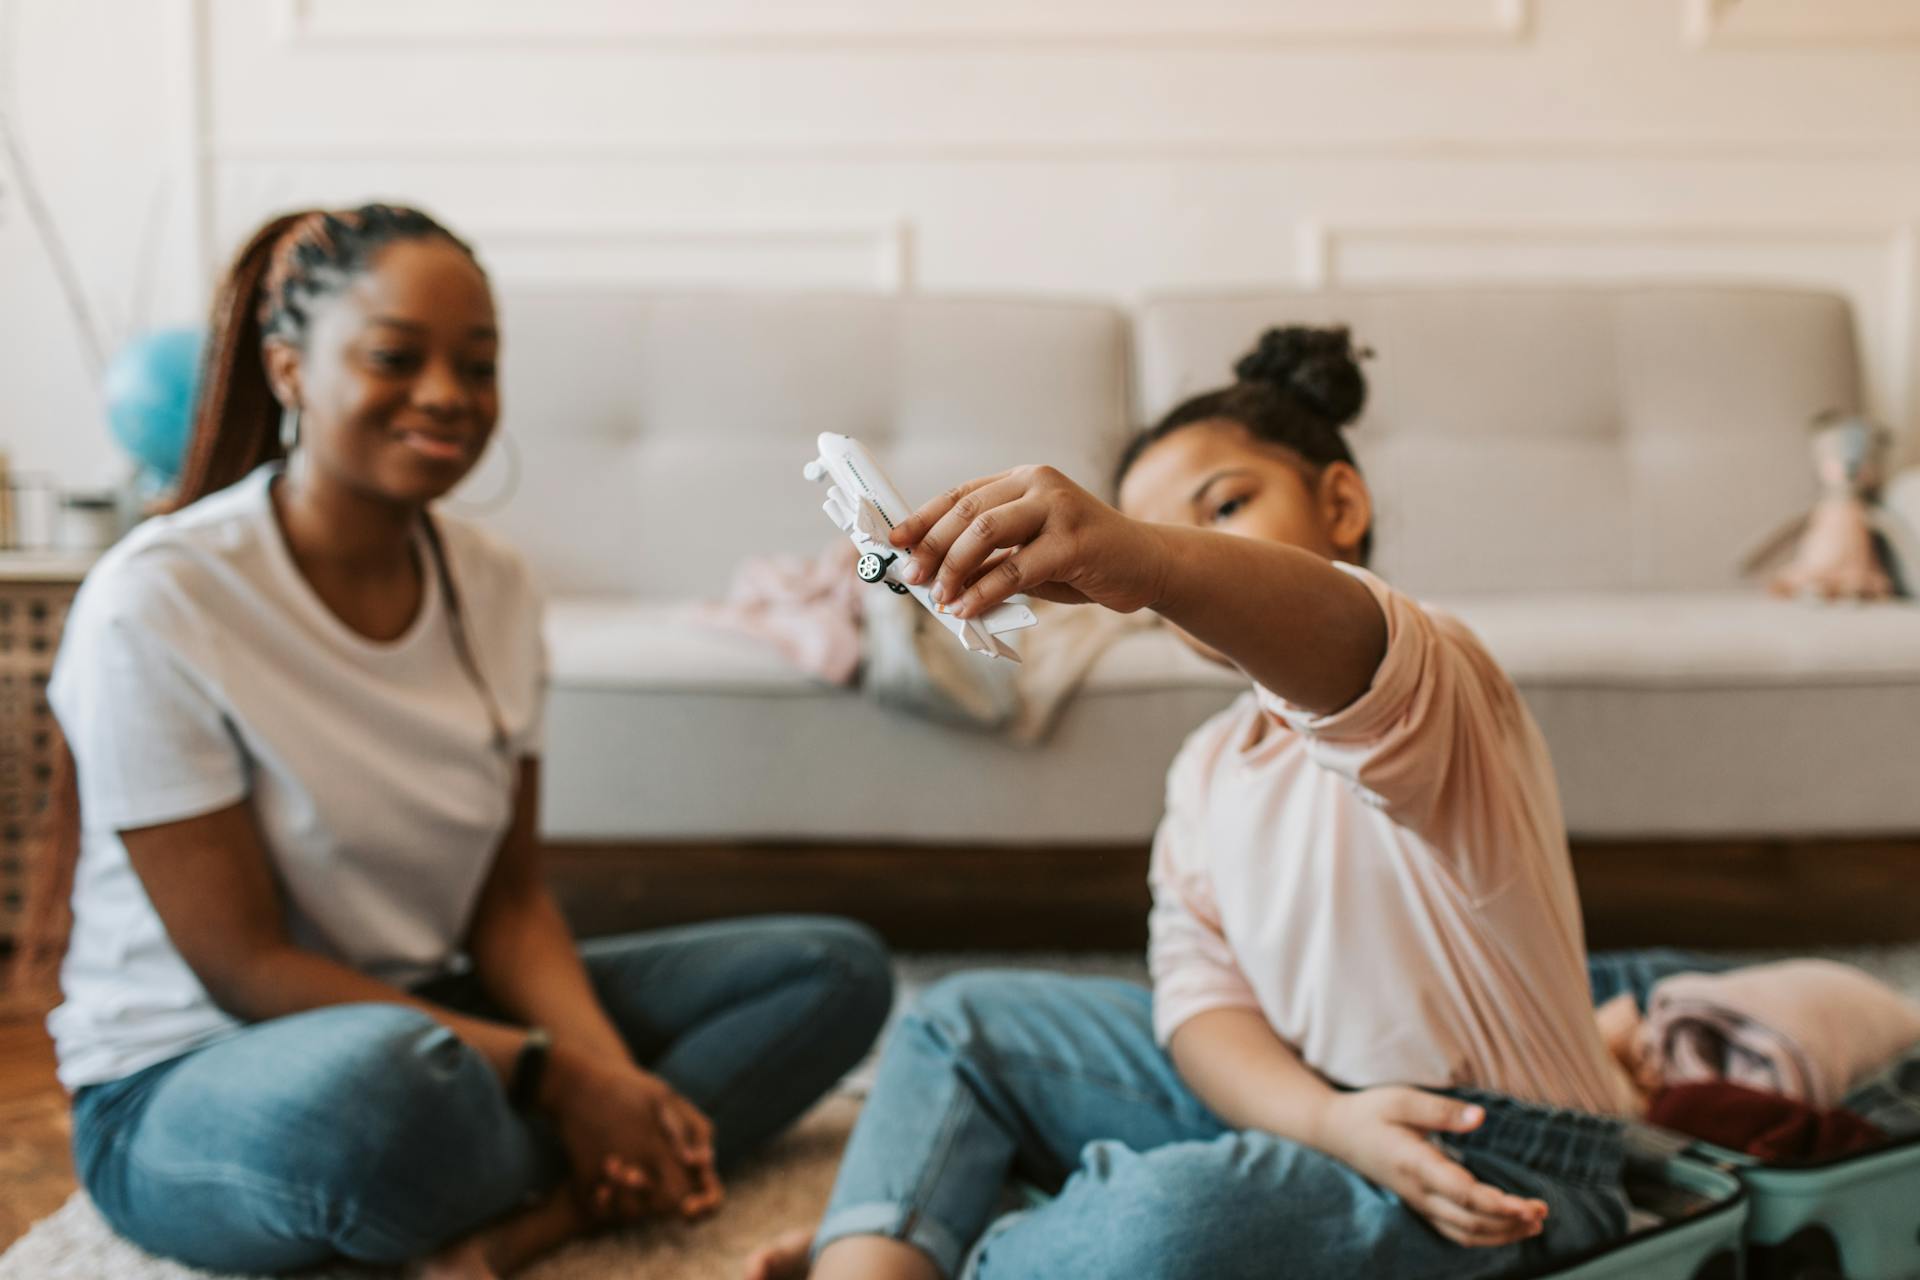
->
[804,432,1038,661]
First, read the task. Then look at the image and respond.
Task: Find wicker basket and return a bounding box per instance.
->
[0,564,84,1011]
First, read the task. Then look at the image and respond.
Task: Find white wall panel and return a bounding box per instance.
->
[10,0,1920,485]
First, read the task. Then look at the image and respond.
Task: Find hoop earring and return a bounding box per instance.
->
[279,405,301,452]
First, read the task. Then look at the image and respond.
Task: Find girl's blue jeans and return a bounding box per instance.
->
[815,948,1728,1280]
[69,916,893,1273]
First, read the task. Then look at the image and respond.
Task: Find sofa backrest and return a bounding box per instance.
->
[484,291,1130,596]
[1136,288,1860,593]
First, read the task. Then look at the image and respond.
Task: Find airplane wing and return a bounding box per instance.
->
[820,483,893,549]
[852,496,893,546]
[919,596,1037,662]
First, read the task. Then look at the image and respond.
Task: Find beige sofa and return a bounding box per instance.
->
[481,286,1920,848]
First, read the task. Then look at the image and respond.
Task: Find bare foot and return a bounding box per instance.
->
[743,1228,814,1280]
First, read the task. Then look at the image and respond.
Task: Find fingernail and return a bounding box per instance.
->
[1461,1106,1483,1125]
[904,561,924,584]
[930,583,945,603]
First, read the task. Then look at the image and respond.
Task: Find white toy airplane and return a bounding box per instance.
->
[805,432,1038,662]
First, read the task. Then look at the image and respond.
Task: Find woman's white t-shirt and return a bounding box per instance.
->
[47,463,545,1091]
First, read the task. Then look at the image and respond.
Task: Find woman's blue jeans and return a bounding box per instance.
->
[70,916,893,1273]
[814,948,1726,1280]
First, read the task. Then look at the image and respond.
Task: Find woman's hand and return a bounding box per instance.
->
[544,1047,723,1225]
[1314,1088,1548,1248]
[887,466,1169,619]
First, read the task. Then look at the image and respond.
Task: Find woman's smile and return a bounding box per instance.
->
[392,425,474,463]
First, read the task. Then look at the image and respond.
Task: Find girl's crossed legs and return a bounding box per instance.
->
[784,970,1637,1280]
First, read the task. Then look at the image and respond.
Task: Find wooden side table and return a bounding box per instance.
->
[0,553,95,960]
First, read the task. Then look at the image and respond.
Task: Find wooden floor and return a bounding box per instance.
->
[0,1014,73,1254]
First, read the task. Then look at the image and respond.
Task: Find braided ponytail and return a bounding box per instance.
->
[170,214,307,510]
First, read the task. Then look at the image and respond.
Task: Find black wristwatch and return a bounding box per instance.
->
[508,1027,552,1112]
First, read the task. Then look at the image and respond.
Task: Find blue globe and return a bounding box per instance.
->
[104,328,204,484]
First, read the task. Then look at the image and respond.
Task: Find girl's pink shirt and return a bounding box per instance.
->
[1148,565,1638,1116]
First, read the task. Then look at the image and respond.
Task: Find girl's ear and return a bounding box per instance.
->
[262,338,302,411]
[1317,461,1373,563]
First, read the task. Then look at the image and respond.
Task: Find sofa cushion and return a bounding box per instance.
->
[1136,288,1858,595]
[539,598,1241,844]
[479,292,1130,599]
[1455,593,1920,686]
[546,597,1241,694]
[548,599,818,693]
[1451,595,1920,837]
[539,594,1920,843]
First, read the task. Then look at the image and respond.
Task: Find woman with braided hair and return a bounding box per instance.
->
[44,204,892,1277]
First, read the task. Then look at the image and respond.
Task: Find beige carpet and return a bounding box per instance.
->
[0,1095,858,1280]
[10,946,1920,1279]
[0,953,1141,1280]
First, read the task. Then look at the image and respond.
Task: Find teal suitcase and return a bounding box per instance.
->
[1535,1143,1748,1280]
[1701,1133,1920,1279]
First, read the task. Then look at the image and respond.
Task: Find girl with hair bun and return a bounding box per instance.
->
[42,205,891,1278]
[751,326,1672,1280]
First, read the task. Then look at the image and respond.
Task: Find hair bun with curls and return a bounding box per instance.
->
[1232,325,1370,429]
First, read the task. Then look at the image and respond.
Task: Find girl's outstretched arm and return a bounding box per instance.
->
[1147,523,1384,714]
[888,465,1385,715]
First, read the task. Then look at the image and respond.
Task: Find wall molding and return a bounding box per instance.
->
[1685,0,1920,49]
[209,135,1920,166]
[276,0,1532,51]
[1315,218,1909,261]
[458,218,916,293]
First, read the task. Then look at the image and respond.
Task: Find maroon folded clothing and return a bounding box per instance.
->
[1647,1081,1887,1163]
